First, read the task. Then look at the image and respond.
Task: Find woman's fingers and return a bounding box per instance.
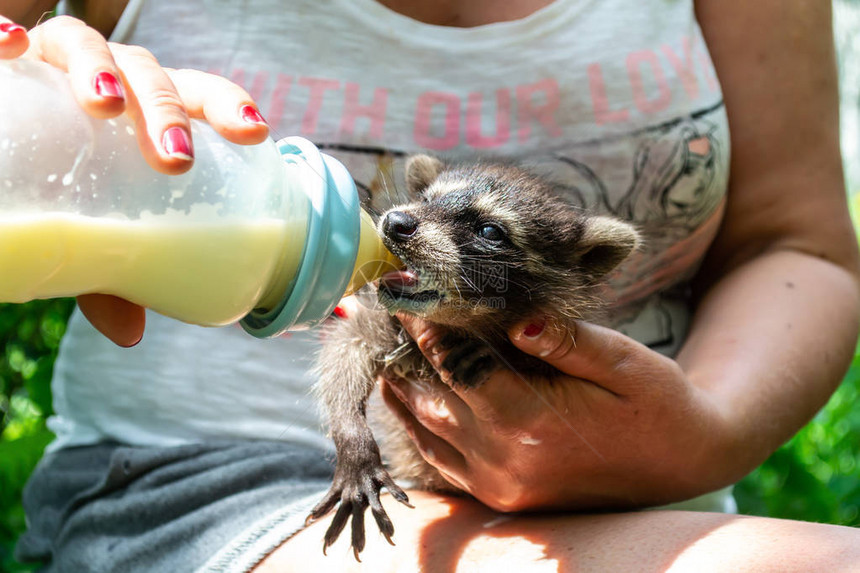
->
[379,379,470,486]
[382,375,476,446]
[509,318,679,397]
[13,16,270,175]
[0,17,29,58]
[396,313,545,421]
[108,43,196,174]
[25,16,126,118]
[167,68,269,145]
[107,48,270,173]
[76,294,146,347]
[12,17,188,174]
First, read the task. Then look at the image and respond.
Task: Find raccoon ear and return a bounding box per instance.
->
[405,155,444,197]
[575,216,640,279]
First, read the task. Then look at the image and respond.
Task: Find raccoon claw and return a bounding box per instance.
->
[440,337,498,387]
[306,488,341,526]
[309,467,411,559]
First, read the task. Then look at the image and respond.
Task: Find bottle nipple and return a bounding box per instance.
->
[343,209,403,296]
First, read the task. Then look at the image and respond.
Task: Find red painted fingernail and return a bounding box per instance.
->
[0,23,26,34]
[93,71,124,101]
[522,321,545,339]
[162,127,194,161]
[333,305,348,319]
[240,105,267,125]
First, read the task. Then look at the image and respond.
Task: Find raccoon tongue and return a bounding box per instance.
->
[380,270,420,291]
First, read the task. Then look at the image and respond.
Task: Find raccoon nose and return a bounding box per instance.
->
[382,211,418,241]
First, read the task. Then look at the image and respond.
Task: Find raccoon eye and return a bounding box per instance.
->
[477,223,505,242]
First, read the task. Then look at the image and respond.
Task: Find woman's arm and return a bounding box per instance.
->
[382,0,860,510]
[678,0,860,483]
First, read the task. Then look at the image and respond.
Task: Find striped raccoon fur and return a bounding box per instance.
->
[307,155,640,559]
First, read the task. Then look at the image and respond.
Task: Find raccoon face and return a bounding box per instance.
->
[376,156,639,328]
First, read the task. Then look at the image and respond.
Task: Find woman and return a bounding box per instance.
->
[3,0,859,570]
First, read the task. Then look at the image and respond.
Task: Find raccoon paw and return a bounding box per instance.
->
[439,336,498,388]
[306,465,412,560]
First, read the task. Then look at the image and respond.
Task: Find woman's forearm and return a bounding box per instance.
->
[677,247,860,486]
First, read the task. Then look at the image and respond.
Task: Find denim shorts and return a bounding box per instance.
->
[15,440,334,573]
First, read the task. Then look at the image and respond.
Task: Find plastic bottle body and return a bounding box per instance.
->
[0,59,399,334]
[0,58,310,327]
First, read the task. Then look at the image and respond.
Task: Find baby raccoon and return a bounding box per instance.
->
[307,155,640,559]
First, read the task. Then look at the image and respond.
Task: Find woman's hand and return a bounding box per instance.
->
[1,15,270,345]
[380,313,732,513]
[1,15,270,170]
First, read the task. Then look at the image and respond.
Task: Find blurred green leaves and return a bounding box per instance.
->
[0,299,74,573]
[734,348,860,526]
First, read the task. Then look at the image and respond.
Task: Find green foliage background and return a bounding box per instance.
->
[0,299,74,572]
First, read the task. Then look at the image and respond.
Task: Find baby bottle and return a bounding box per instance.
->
[0,59,400,337]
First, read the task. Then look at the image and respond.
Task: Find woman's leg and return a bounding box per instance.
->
[257,491,860,573]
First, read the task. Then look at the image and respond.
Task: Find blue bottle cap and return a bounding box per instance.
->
[240,137,360,338]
